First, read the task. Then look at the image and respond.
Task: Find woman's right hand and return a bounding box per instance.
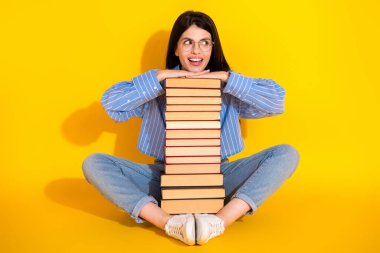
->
[156,69,210,82]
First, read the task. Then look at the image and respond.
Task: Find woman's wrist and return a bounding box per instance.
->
[223,71,230,82]
[156,70,164,82]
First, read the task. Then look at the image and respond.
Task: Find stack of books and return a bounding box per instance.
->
[160,78,225,214]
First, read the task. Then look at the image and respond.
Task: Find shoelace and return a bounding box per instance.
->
[166,222,184,240]
[207,220,224,239]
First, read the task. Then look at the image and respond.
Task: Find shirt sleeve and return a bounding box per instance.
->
[101,69,164,122]
[223,71,285,118]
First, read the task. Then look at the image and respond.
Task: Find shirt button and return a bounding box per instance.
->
[154,86,157,89]
[127,100,130,102]
[238,95,241,98]
[143,91,146,94]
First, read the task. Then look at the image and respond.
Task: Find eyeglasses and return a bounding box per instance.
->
[178,38,214,52]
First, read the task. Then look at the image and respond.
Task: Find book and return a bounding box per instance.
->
[166,121,220,129]
[166,97,221,105]
[165,146,220,156]
[165,163,220,174]
[161,187,225,199]
[161,174,223,187]
[166,78,221,88]
[166,129,221,139]
[166,104,222,112]
[165,111,220,121]
[161,199,224,214]
[166,88,221,97]
[166,156,221,164]
[166,138,220,147]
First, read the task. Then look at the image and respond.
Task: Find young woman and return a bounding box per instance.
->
[82,11,299,246]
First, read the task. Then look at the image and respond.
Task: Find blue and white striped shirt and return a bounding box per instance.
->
[101,68,285,161]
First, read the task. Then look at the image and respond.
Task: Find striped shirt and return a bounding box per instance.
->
[101,68,285,161]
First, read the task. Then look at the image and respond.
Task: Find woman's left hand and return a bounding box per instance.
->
[191,71,230,82]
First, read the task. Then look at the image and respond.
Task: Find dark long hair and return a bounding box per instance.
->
[166,11,230,71]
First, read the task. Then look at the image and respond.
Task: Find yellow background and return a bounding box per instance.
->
[1,0,379,252]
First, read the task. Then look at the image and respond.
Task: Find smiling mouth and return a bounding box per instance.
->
[188,58,203,63]
[188,58,204,67]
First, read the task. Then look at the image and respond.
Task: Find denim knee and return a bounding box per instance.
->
[82,153,108,181]
[272,144,300,177]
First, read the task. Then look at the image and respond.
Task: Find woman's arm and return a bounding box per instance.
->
[193,71,285,118]
[156,69,210,81]
[101,69,163,122]
[224,71,285,118]
[102,69,210,122]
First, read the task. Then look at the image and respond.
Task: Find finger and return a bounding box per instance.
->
[170,71,191,78]
[190,74,211,79]
[188,70,210,77]
[198,69,210,74]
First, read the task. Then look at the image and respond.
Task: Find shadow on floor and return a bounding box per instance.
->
[44,177,159,231]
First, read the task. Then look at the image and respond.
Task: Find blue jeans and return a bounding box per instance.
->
[82,144,299,223]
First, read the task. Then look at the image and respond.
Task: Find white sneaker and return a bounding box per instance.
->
[195,213,225,245]
[164,214,195,245]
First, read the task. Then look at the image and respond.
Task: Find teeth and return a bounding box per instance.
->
[189,58,202,62]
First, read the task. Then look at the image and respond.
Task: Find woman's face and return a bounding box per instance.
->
[175,25,213,73]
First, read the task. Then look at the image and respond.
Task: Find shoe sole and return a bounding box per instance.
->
[185,215,196,245]
[195,214,207,245]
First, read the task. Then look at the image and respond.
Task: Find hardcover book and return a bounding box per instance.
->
[165,78,221,88]
[161,187,225,199]
[166,104,222,112]
[161,199,224,214]
[161,174,223,187]
[164,163,221,174]
[166,129,221,139]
